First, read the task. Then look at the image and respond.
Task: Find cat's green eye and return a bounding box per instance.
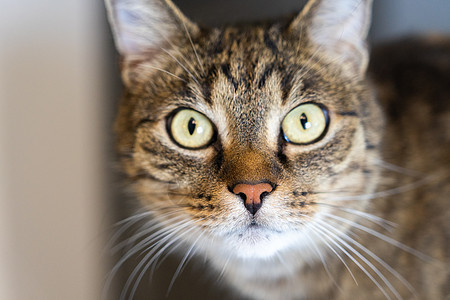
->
[282,103,329,145]
[168,109,215,149]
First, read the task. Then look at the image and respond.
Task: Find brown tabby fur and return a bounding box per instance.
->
[107,0,449,299]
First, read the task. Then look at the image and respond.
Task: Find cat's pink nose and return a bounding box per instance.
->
[232,182,274,215]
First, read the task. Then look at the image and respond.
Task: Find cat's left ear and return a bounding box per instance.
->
[105,0,197,59]
[289,0,373,76]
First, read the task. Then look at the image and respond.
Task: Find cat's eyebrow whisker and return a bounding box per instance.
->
[310,219,401,300]
[321,213,432,262]
[162,46,202,80]
[289,46,325,97]
[139,65,187,82]
[312,202,397,231]
[189,86,212,104]
[296,46,324,79]
[325,174,438,202]
[161,48,201,86]
[180,18,206,76]
[150,21,203,80]
[316,218,418,298]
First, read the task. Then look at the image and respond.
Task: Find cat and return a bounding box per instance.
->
[105,0,449,299]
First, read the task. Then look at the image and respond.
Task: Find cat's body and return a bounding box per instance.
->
[105,0,449,299]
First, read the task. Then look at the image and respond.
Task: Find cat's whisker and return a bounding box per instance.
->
[325,174,438,202]
[216,254,233,283]
[106,210,153,252]
[167,229,206,294]
[310,219,398,300]
[151,217,213,275]
[127,220,203,300]
[118,215,183,255]
[309,190,353,194]
[374,159,424,178]
[321,213,432,262]
[122,219,199,300]
[304,222,358,285]
[312,202,396,231]
[127,216,190,257]
[140,227,192,280]
[299,221,341,289]
[108,218,188,292]
[104,218,187,300]
[112,212,186,253]
[316,218,418,298]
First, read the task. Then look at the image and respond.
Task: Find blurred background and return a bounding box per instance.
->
[0,0,449,299]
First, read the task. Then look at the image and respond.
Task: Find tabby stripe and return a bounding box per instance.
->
[337,111,358,117]
[264,31,278,54]
[258,63,275,89]
[141,144,159,156]
[220,63,238,90]
[211,31,224,54]
[155,164,174,170]
[280,70,294,104]
[131,172,174,184]
[277,135,288,166]
[214,143,224,171]
[135,118,157,129]
[118,152,133,159]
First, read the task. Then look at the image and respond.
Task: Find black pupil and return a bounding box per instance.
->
[300,113,308,130]
[188,117,196,135]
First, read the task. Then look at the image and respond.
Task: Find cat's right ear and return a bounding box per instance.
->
[105,0,197,82]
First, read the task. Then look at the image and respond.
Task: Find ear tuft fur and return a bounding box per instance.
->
[290,0,373,75]
[105,0,197,58]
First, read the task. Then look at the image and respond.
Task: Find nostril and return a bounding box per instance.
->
[260,191,270,200]
[237,192,247,201]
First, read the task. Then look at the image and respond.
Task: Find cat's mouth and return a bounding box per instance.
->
[220,223,301,259]
[239,220,284,236]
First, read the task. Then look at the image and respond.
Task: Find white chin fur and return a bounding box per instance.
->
[222,227,308,259]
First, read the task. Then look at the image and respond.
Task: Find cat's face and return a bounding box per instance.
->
[109,0,381,262]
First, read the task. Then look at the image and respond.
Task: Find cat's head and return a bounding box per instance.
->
[106,0,382,262]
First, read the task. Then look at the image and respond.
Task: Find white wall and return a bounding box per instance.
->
[371,0,450,41]
[0,0,108,299]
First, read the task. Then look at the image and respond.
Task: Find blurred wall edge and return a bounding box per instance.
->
[0,1,107,299]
